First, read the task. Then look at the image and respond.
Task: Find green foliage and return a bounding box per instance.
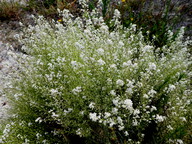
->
[116,0,191,48]
[86,0,191,48]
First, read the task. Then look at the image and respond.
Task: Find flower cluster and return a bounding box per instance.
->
[0,1,191,143]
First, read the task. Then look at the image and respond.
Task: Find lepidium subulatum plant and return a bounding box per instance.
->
[1,1,192,143]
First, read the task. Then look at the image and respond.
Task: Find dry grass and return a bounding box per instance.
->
[0,1,24,21]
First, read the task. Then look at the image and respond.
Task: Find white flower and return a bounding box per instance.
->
[35,117,42,123]
[148,89,157,97]
[167,125,173,130]
[89,102,95,109]
[28,123,32,126]
[155,114,165,122]
[63,108,73,115]
[110,90,116,96]
[42,140,47,144]
[14,93,22,100]
[116,79,124,86]
[123,99,133,107]
[97,58,106,65]
[50,89,58,95]
[48,63,54,69]
[142,45,153,53]
[82,96,87,99]
[106,78,112,85]
[133,109,140,115]
[118,41,124,47]
[110,64,117,70]
[89,112,100,122]
[80,111,84,115]
[96,48,104,55]
[176,139,184,144]
[68,108,73,112]
[52,112,59,118]
[126,88,133,94]
[124,131,129,136]
[141,134,145,138]
[72,86,82,95]
[107,39,113,45]
[123,99,133,111]
[117,116,123,124]
[112,98,119,106]
[118,125,124,131]
[36,133,41,139]
[148,62,156,70]
[19,22,23,26]
[132,120,138,126]
[179,117,186,122]
[126,80,134,88]
[75,42,84,49]
[122,60,132,67]
[114,9,121,18]
[104,112,111,119]
[110,32,116,39]
[100,25,108,33]
[84,29,91,35]
[76,128,83,137]
[56,57,66,63]
[150,106,157,112]
[143,94,149,99]
[112,108,118,114]
[168,84,176,92]
[14,34,20,39]
[71,61,78,67]
[109,118,116,127]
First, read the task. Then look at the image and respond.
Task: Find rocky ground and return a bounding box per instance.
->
[0,21,22,121]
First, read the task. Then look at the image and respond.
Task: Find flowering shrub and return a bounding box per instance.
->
[0,2,192,144]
